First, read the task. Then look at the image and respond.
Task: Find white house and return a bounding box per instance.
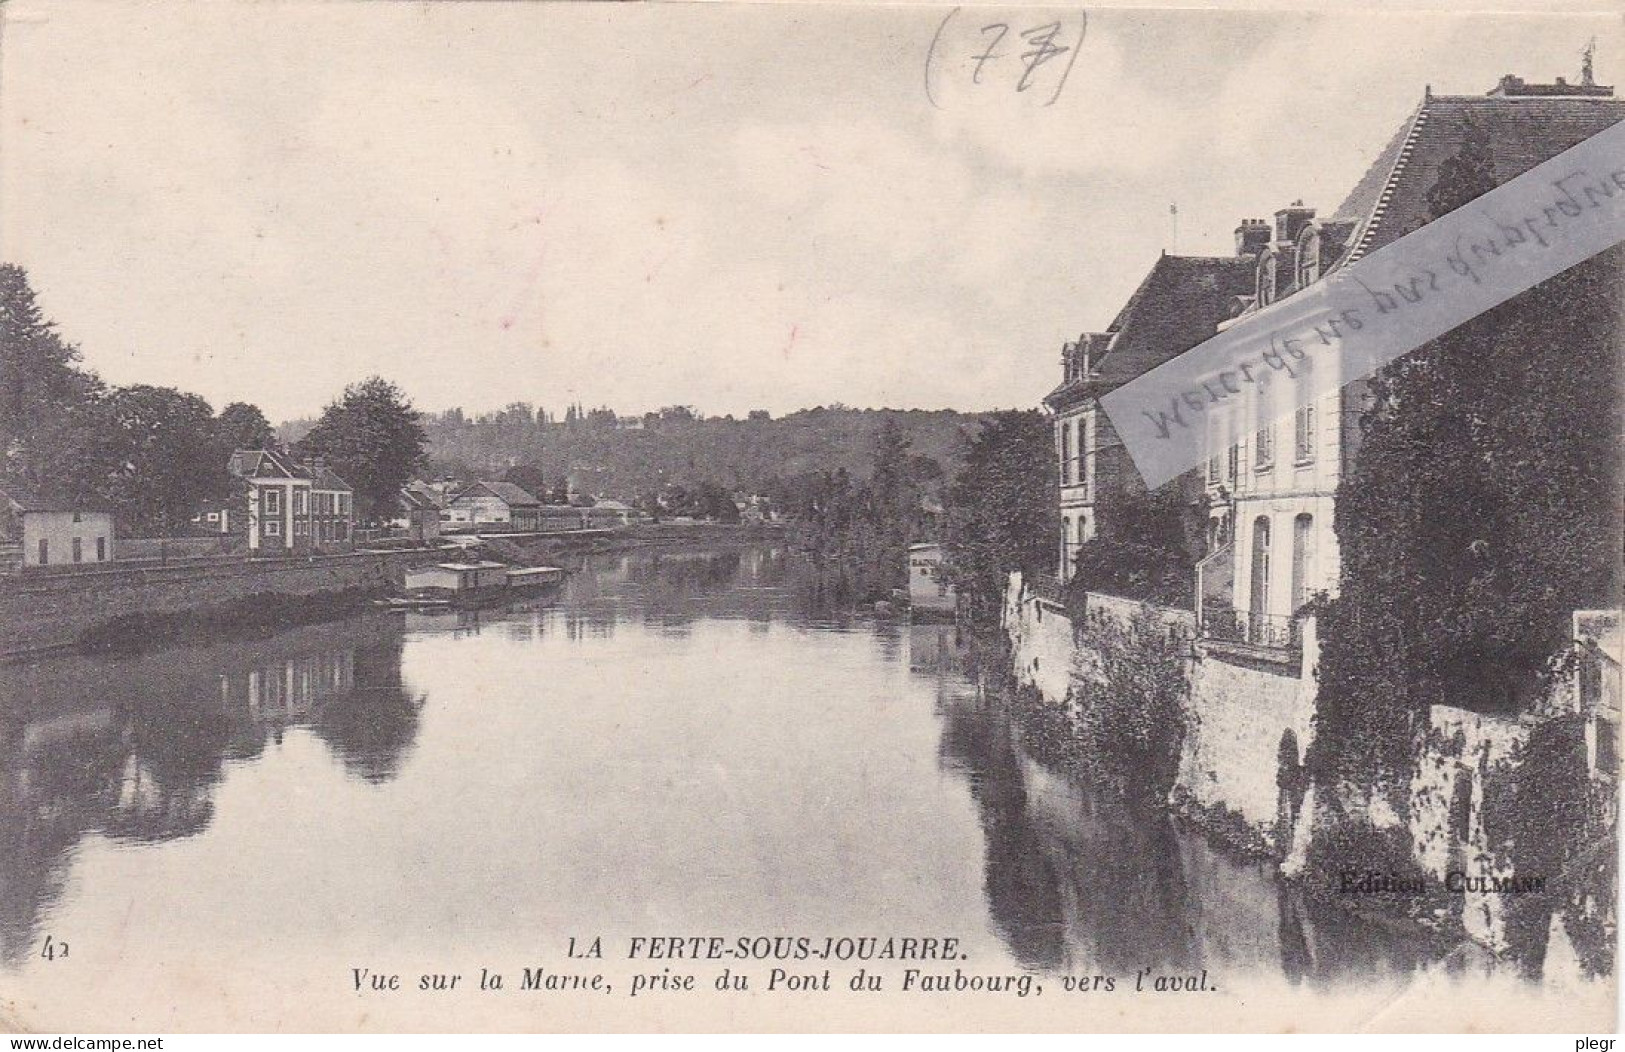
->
[0,483,115,568]
[1199,75,1624,651]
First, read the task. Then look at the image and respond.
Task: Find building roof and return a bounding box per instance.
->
[452,480,541,507]
[593,499,634,512]
[400,488,437,511]
[1330,86,1624,267]
[1043,254,1255,410]
[230,448,305,480]
[0,481,115,514]
[309,465,352,493]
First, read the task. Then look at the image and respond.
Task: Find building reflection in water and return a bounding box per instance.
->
[0,613,423,964]
[909,622,1440,986]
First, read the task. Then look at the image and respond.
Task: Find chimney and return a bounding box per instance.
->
[1235,218,1271,257]
[1274,201,1316,244]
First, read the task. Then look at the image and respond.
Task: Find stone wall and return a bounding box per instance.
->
[1175,622,1318,853]
[1003,572,1077,706]
[0,551,429,658]
[1005,572,1318,854]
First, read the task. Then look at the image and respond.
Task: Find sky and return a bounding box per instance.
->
[0,1,1617,423]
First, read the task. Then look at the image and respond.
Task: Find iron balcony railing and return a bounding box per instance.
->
[1199,607,1302,654]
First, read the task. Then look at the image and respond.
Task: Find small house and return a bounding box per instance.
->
[399,489,442,545]
[0,483,116,568]
[907,542,955,618]
[444,481,543,529]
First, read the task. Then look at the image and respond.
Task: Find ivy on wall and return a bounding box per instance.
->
[1310,121,1624,790]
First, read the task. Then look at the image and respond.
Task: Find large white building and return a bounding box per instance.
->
[1198,75,1623,652]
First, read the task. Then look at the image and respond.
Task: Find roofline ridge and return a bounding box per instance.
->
[1344,96,1432,266]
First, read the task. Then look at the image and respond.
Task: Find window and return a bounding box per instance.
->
[96,537,106,562]
[294,489,307,514]
[338,494,350,516]
[1249,517,1271,627]
[1294,404,1317,463]
[1290,514,1313,615]
[72,537,82,563]
[266,520,282,537]
[1059,420,1074,484]
[1255,425,1275,470]
[263,488,281,514]
[1207,454,1220,485]
[38,538,48,565]
[206,511,219,522]
[1227,444,1239,482]
[72,512,82,523]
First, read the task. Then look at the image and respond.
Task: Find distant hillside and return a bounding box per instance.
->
[394,405,989,499]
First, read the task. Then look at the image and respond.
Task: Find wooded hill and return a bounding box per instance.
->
[285,405,993,500]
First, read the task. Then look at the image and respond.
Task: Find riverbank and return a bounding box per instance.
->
[0,524,785,661]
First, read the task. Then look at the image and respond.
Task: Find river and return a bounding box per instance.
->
[0,544,1530,1030]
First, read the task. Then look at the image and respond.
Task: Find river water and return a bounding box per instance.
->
[0,545,1530,1030]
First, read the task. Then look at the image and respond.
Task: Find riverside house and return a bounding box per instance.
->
[229,449,355,554]
[444,481,544,529]
[1043,251,1255,581]
[0,483,115,568]
[1197,73,1624,656]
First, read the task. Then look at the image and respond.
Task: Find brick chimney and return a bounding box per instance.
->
[1274,201,1316,244]
[1235,218,1271,257]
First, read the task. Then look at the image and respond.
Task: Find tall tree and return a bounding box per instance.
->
[0,264,106,492]
[216,402,275,450]
[297,377,428,522]
[943,410,1059,623]
[101,385,232,536]
[501,463,548,500]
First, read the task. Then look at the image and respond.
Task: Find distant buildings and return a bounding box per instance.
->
[0,483,115,567]
[443,480,544,529]
[907,542,955,618]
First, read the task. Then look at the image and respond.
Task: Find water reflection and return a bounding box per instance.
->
[0,615,422,965]
[910,621,1441,987]
[0,544,1446,998]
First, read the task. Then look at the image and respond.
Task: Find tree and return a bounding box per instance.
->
[943,411,1059,623]
[1065,487,1199,609]
[0,264,106,493]
[101,385,232,536]
[1313,125,1623,786]
[216,402,275,450]
[502,464,548,500]
[297,377,428,523]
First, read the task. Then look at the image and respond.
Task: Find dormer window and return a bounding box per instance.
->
[1297,231,1320,288]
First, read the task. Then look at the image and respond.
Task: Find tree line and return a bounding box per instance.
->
[0,264,425,535]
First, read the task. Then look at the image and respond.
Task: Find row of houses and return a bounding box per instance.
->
[402,479,645,531]
[1044,70,1622,658]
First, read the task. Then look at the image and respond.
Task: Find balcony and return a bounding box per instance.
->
[1199,607,1302,662]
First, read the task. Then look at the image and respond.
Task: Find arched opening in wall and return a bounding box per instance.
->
[1290,513,1313,616]
[1249,516,1271,636]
